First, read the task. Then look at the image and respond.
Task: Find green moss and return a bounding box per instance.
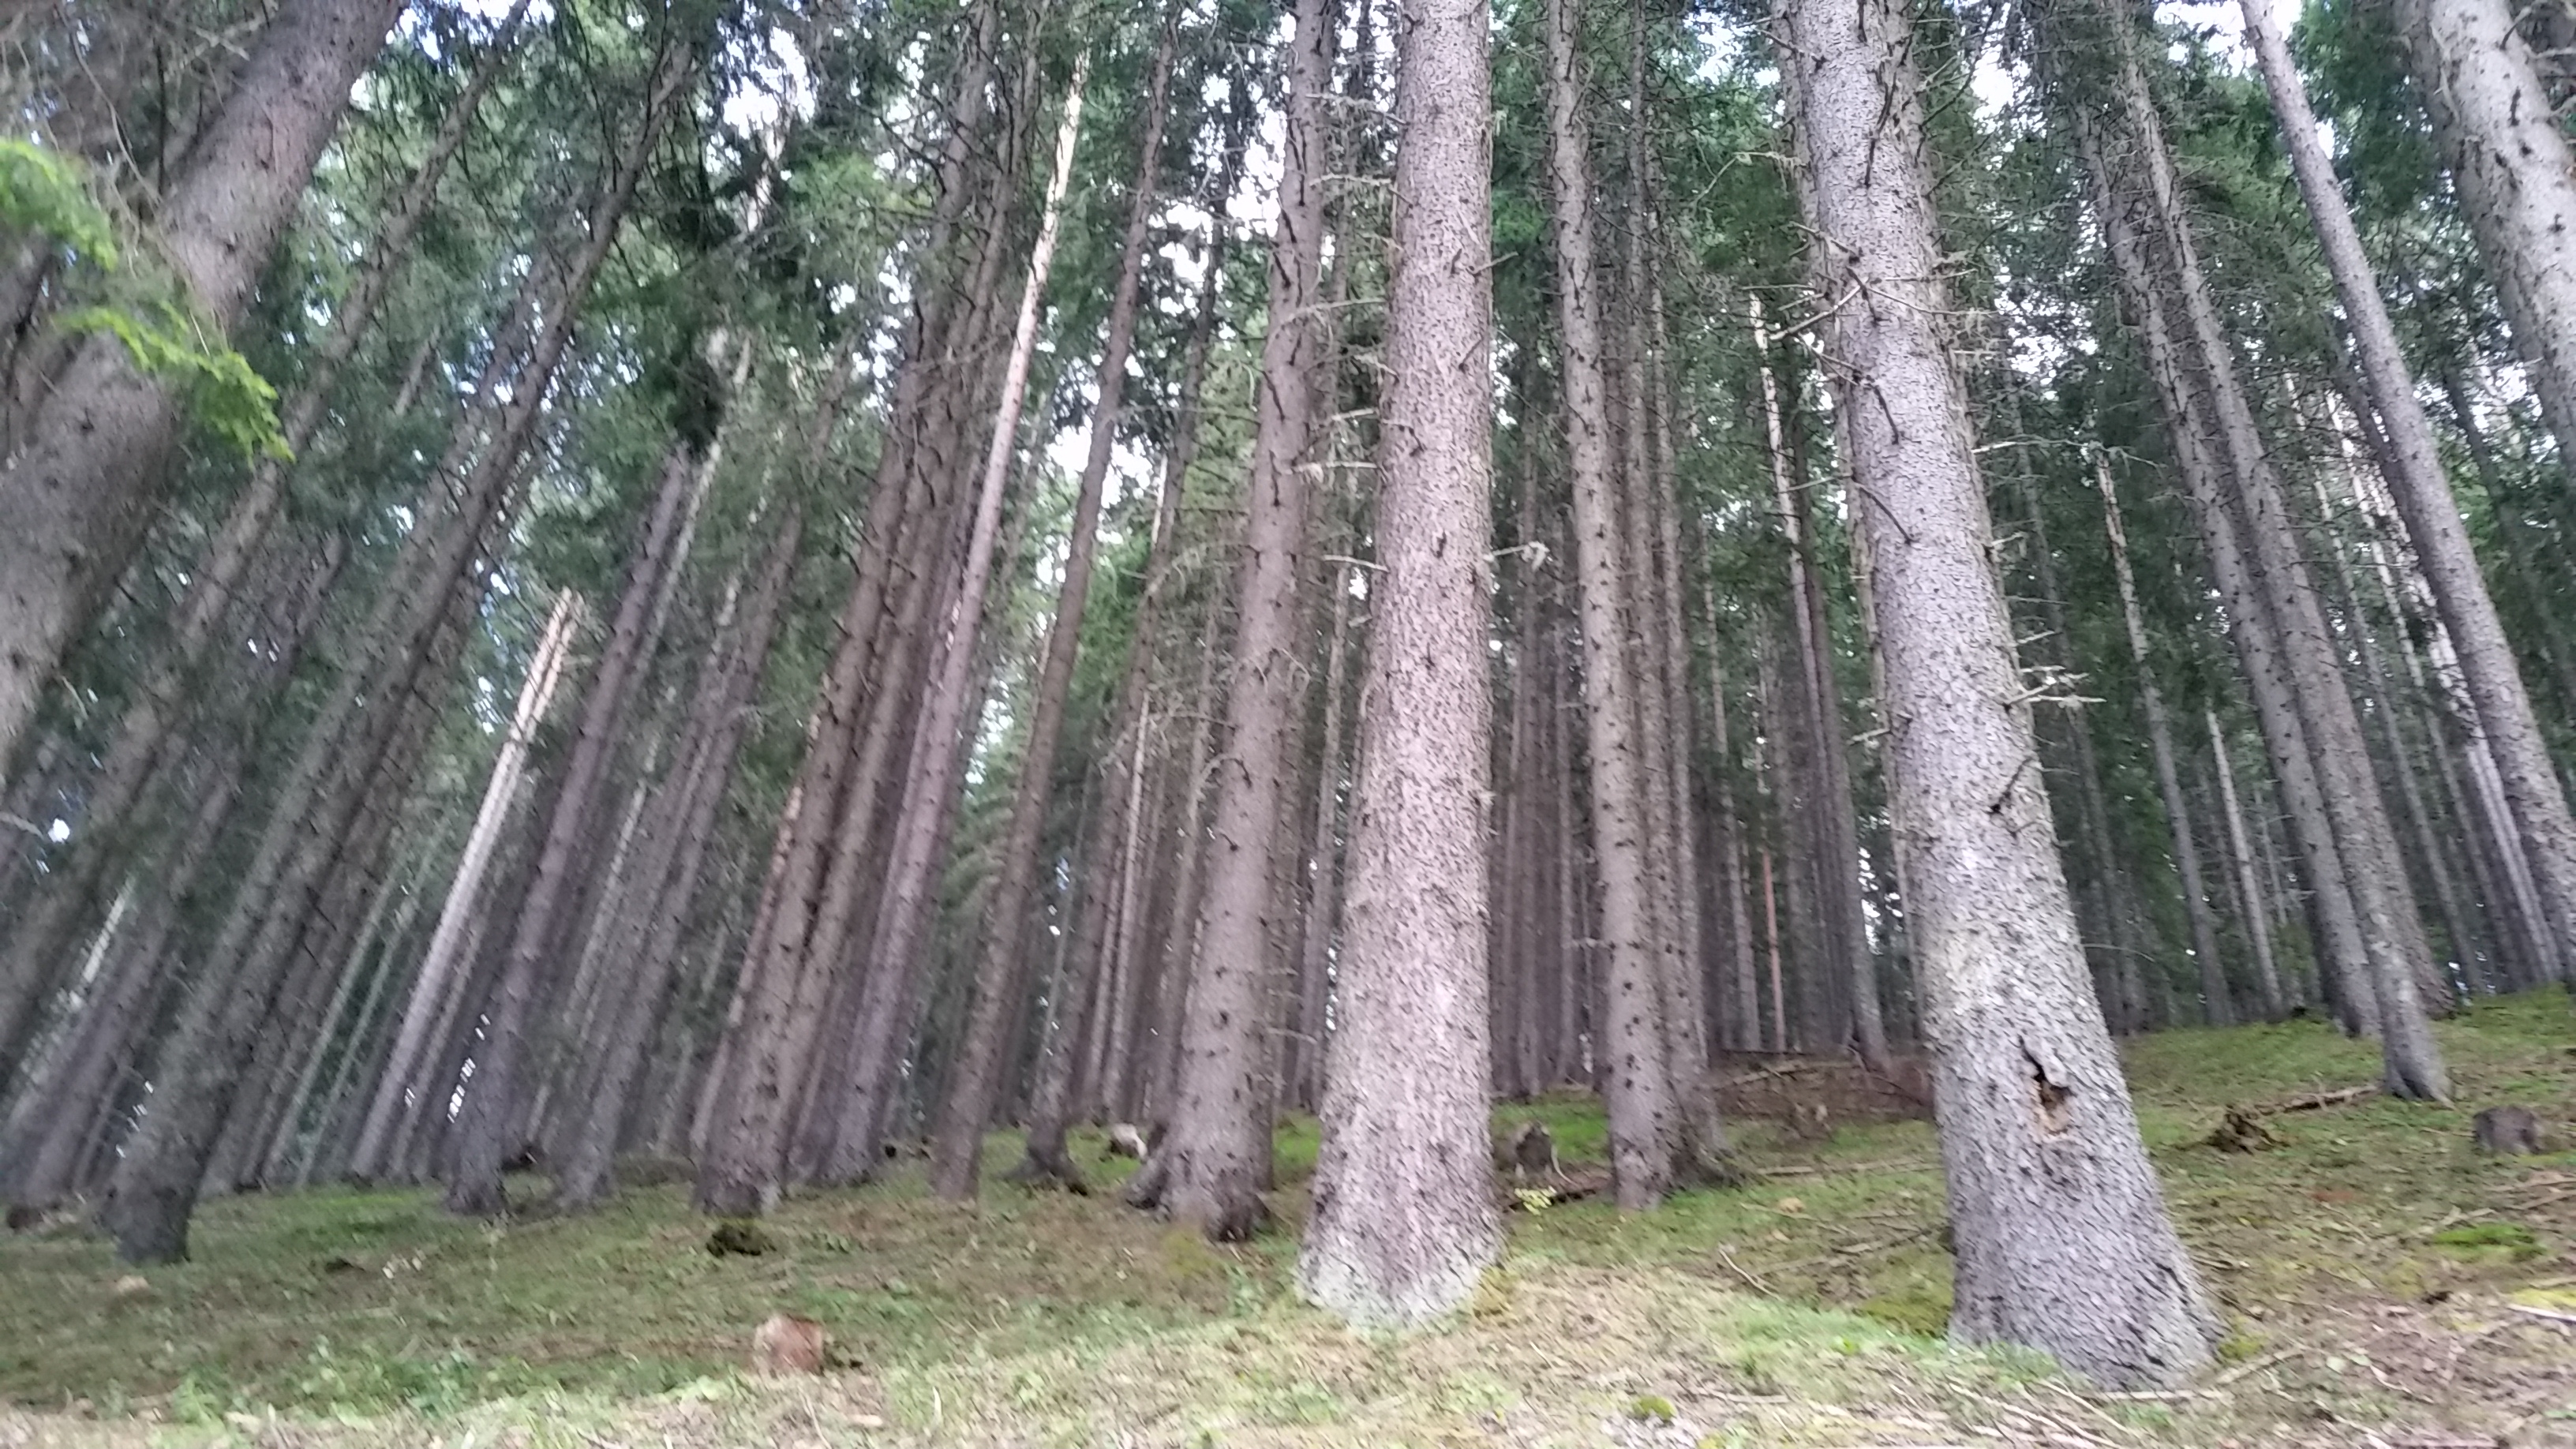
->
[1628,1393,1677,1423]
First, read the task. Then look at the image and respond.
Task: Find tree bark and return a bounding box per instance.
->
[1297,0,1500,1324]
[1779,0,2217,1387]
[2394,0,2576,469]
[1544,0,1682,1208]
[1140,0,1334,1242]
[930,24,1176,1200]
[2207,710,2287,1019]
[2245,0,2576,987]
[0,0,410,768]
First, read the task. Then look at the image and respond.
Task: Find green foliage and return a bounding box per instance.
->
[58,301,290,461]
[0,138,288,461]
[0,139,119,266]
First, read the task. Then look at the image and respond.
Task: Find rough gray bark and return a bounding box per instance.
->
[1297,0,1500,1324]
[2245,0,2576,988]
[1779,0,2217,1387]
[1140,0,1333,1242]
[1543,0,1679,1208]
[0,0,409,768]
[2394,0,2576,469]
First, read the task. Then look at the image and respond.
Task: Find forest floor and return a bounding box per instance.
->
[3,992,2574,1448]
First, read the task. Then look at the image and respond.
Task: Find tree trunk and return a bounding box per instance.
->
[2207,710,2288,1019]
[1297,0,1499,1324]
[1779,0,2217,1387]
[0,0,410,767]
[930,25,1175,1200]
[2245,0,2576,987]
[0,4,527,1072]
[446,354,724,1215]
[2097,455,2233,1024]
[2394,0,2576,467]
[1140,0,1333,1242]
[1543,0,1681,1208]
[346,590,580,1180]
[553,511,802,1210]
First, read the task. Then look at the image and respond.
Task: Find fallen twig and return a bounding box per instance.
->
[2263,1084,2372,1114]
[1712,1244,1775,1294]
[2507,1302,2576,1328]
[1755,1159,1933,1178]
[2210,1346,2306,1387]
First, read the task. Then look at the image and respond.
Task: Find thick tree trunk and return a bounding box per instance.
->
[2394,0,2576,466]
[1297,0,1499,1324]
[0,6,526,1071]
[2245,0,2576,987]
[1779,0,2217,1387]
[0,0,410,767]
[1140,0,1333,1243]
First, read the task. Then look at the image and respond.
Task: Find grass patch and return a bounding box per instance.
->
[5,991,2574,1445]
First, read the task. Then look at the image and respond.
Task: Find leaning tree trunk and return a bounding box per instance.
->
[0,0,409,768]
[1776,0,2218,1387]
[2245,0,2576,987]
[1138,0,1334,1243]
[2393,0,2576,470]
[818,62,1088,1188]
[930,24,1175,1201]
[346,590,580,1181]
[2097,455,2233,1024]
[1297,0,1500,1327]
[446,378,721,1216]
[0,3,529,1072]
[552,511,801,1211]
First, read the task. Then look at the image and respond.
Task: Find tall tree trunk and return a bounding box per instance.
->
[2097,455,2233,1024]
[95,57,683,1259]
[2394,0,2576,466]
[931,25,1175,1200]
[1297,0,1499,1324]
[694,0,1004,1218]
[2083,128,2391,1046]
[0,0,410,766]
[822,63,1088,1185]
[2207,710,2287,1019]
[346,590,579,1181]
[446,354,724,1215]
[1543,0,1681,1208]
[1778,0,2217,1387]
[2244,0,2576,987]
[0,3,528,1071]
[553,511,802,1210]
[1138,0,1334,1242]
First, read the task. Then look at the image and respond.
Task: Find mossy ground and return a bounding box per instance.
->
[4,991,2574,1446]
